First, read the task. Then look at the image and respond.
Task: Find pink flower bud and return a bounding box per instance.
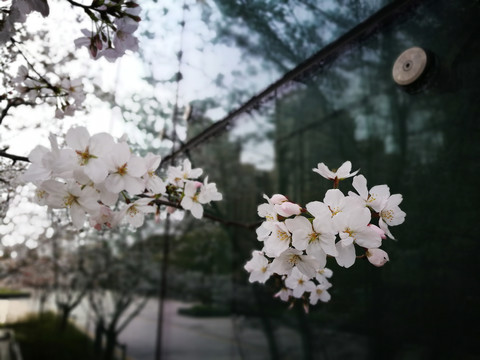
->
[55,108,64,119]
[95,36,103,50]
[193,181,202,188]
[366,248,389,267]
[368,224,386,239]
[274,202,302,217]
[270,194,288,205]
[89,43,98,58]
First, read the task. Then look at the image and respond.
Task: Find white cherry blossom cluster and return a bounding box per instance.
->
[244,161,406,309]
[1,0,141,62]
[21,126,222,229]
[11,65,86,118]
[74,0,141,62]
[0,0,49,44]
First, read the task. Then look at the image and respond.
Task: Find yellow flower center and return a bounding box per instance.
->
[63,193,78,207]
[278,230,290,242]
[76,147,96,165]
[287,254,301,266]
[328,205,340,217]
[308,232,319,244]
[36,189,46,200]
[381,209,394,221]
[117,163,128,176]
[345,227,355,238]
[127,205,138,217]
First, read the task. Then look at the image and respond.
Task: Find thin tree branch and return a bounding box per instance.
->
[0,149,29,164]
[151,198,260,229]
[0,97,32,125]
[116,296,149,334]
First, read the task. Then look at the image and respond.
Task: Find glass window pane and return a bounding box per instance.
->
[178,0,480,358]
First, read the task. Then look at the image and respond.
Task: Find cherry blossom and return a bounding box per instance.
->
[350,175,390,212]
[66,126,115,184]
[0,0,49,43]
[379,194,406,239]
[285,214,337,268]
[313,161,359,183]
[180,180,205,219]
[198,176,223,203]
[285,267,316,298]
[22,126,222,230]
[117,198,156,228]
[309,282,332,305]
[274,287,292,302]
[274,201,302,217]
[10,65,86,119]
[167,158,203,186]
[269,248,319,278]
[244,251,272,283]
[366,248,389,267]
[315,268,333,285]
[72,1,142,61]
[104,142,147,195]
[263,222,292,258]
[89,205,115,230]
[42,180,100,229]
[246,160,405,309]
[270,194,288,205]
[333,208,382,268]
[143,153,166,194]
[323,189,361,218]
[21,145,53,182]
[21,134,76,183]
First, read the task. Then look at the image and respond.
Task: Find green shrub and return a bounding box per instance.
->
[2,312,103,360]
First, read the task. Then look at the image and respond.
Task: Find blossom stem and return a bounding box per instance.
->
[120,191,131,204]
[333,178,339,189]
[11,40,63,97]
[66,0,108,13]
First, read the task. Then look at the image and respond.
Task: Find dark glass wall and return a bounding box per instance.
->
[168,0,480,358]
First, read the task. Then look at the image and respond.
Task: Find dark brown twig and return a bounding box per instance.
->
[0,97,30,125]
[0,149,29,164]
[152,198,260,229]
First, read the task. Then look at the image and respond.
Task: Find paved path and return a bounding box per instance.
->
[0,296,273,360]
[0,296,369,360]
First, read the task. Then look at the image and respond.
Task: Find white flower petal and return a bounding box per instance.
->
[70,204,86,229]
[335,241,356,268]
[352,175,368,200]
[190,203,204,219]
[123,175,145,195]
[66,126,90,150]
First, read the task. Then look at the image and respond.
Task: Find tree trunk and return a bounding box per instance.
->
[59,305,71,331]
[103,329,117,360]
[38,291,48,316]
[94,319,104,356]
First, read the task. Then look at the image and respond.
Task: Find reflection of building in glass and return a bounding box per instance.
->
[167,0,480,359]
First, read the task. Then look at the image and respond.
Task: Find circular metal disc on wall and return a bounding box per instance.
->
[392,47,428,86]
